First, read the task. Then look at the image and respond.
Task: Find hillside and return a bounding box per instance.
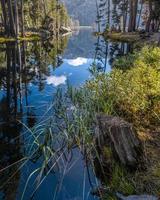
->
[61,0,96,26]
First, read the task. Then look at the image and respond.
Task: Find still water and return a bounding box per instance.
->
[0,29,131,200]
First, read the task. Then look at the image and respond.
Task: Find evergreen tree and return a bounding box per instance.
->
[0,0,69,37]
[95,0,160,33]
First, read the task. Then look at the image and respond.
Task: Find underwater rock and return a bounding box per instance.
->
[95,115,143,168]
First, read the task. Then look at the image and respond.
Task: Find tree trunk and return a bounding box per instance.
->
[95,0,101,32]
[128,0,138,32]
[107,0,110,29]
[7,0,16,36]
[0,0,8,34]
[123,0,128,32]
[137,0,143,29]
[14,0,19,37]
[20,0,24,36]
[95,115,143,168]
[146,0,152,32]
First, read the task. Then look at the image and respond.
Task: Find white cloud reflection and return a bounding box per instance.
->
[66,57,88,66]
[46,75,67,86]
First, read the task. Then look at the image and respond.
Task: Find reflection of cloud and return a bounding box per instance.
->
[46,75,67,86]
[67,57,88,66]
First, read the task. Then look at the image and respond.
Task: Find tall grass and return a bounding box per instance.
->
[21,46,160,198]
[1,46,160,199]
[0,87,103,199]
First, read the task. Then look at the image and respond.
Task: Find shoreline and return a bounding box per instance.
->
[0,32,41,44]
[94,31,160,45]
[0,27,74,44]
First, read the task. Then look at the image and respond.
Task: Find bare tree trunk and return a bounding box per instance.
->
[128,0,133,32]
[20,0,24,36]
[14,0,19,37]
[123,0,128,32]
[137,0,143,29]
[132,0,138,30]
[146,0,152,32]
[7,0,16,36]
[95,0,101,32]
[107,0,110,30]
[128,0,138,32]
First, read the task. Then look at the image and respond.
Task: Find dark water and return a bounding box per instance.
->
[0,29,132,200]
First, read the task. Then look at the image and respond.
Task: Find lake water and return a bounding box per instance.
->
[0,29,132,200]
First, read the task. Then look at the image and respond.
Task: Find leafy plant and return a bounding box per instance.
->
[86,46,160,127]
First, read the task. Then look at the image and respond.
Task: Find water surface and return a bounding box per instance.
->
[0,29,132,200]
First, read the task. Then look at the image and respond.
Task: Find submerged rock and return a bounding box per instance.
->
[116,193,159,200]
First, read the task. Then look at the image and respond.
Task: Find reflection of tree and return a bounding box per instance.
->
[0,42,23,199]
[63,30,96,59]
[0,119,22,200]
[0,38,69,122]
[23,35,69,92]
[93,36,134,71]
[109,42,133,66]
[93,35,109,72]
[48,34,69,67]
[0,35,69,199]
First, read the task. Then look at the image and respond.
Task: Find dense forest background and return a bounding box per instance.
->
[0,0,69,37]
[96,0,160,33]
[61,0,97,26]
[0,0,160,37]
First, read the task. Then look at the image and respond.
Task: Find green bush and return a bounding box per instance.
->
[113,46,160,70]
[86,46,160,127]
[134,46,160,69]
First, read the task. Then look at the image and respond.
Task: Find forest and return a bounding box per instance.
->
[96,0,160,33]
[95,0,160,46]
[0,0,69,38]
[0,0,160,200]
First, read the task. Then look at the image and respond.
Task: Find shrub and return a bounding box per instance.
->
[86,46,160,127]
[134,46,160,69]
